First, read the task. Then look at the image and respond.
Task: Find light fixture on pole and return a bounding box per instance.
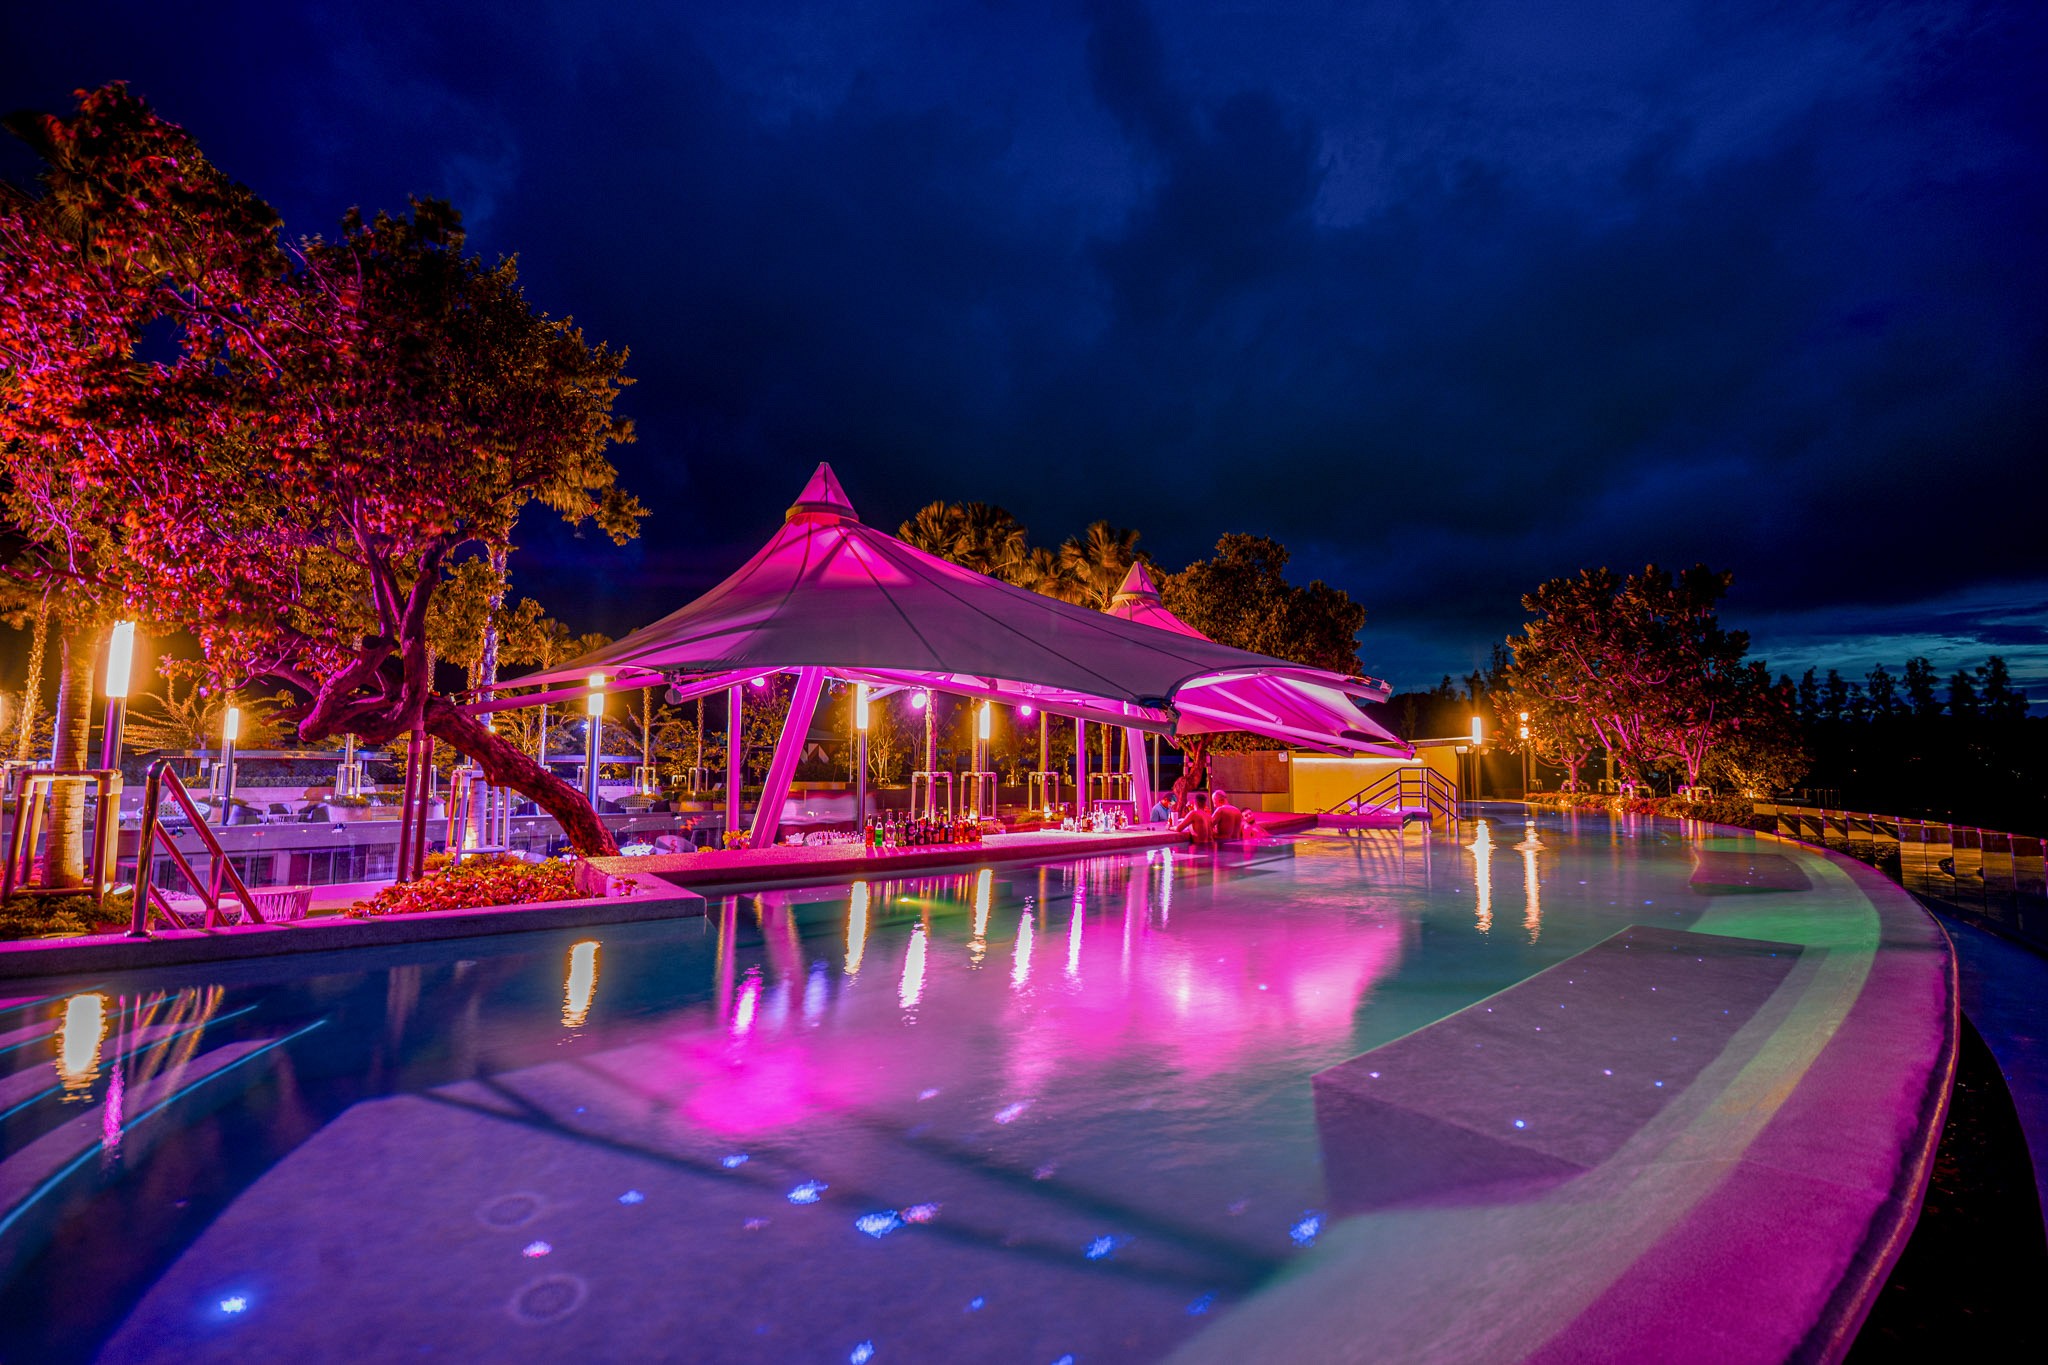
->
[854,682,870,830]
[217,705,241,824]
[100,621,136,772]
[1518,710,1532,794]
[1468,715,1483,803]
[584,674,605,806]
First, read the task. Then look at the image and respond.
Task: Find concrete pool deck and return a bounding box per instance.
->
[1171,829,1955,1365]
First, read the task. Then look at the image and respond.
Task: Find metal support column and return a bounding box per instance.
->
[749,666,826,849]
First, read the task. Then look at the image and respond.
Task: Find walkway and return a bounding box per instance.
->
[1938,914,2048,1217]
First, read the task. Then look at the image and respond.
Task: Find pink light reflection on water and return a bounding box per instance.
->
[589,852,1403,1138]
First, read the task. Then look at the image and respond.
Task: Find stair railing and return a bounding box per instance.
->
[127,759,267,937]
[1327,765,1461,828]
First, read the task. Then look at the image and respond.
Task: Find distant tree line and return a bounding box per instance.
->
[1381,564,2042,829]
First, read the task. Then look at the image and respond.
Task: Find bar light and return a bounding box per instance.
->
[104,621,136,699]
[586,673,606,717]
[855,682,870,732]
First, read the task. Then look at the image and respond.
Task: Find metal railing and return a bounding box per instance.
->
[1758,803,2048,954]
[2,766,124,915]
[130,759,267,935]
[1328,765,1461,829]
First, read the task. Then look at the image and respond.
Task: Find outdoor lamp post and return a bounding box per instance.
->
[1519,711,1532,794]
[1468,715,1483,802]
[217,705,240,824]
[854,682,870,829]
[100,620,136,771]
[584,674,605,807]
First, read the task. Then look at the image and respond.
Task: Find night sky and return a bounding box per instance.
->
[4,1,2044,696]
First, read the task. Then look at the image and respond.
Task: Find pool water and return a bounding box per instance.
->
[0,812,1846,1363]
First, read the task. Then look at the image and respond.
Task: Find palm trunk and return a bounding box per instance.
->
[38,630,94,888]
[478,546,507,689]
[13,595,50,761]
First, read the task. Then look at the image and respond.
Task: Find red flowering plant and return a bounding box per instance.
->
[349,853,624,918]
[0,85,643,855]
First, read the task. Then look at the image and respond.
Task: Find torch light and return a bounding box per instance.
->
[584,674,605,805]
[854,682,870,830]
[100,621,136,772]
[217,705,241,824]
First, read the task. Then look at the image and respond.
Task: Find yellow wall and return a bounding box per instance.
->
[1283,748,1461,813]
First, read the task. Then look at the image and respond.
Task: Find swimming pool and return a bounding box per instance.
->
[0,810,1947,1362]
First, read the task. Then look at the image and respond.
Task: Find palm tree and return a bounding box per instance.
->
[1058,522,1142,609]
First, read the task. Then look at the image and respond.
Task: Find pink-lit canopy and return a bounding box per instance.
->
[509,464,1402,749]
[1103,563,1409,756]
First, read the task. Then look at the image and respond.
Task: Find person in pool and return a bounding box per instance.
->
[1210,789,1246,841]
[1175,790,1214,844]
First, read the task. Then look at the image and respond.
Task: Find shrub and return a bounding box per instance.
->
[348,855,614,918]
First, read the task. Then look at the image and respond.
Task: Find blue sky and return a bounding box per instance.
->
[4,1,2042,698]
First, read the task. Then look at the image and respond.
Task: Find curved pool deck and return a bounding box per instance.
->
[1174,827,1954,1365]
[0,813,1953,1363]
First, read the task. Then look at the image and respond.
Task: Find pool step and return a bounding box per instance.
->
[1312,924,1803,1211]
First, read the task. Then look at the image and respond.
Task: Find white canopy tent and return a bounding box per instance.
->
[498,464,1408,843]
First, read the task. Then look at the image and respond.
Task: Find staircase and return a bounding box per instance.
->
[1320,765,1459,831]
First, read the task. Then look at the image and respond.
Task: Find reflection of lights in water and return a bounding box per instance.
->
[1520,824,1543,942]
[994,1101,1029,1124]
[804,961,828,1024]
[788,1180,828,1204]
[57,992,108,1097]
[102,1068,125,1153]
[1084,1235,1121,1260]
[732,968,761,1038]
[902,1202,940,1223]
[1468,822,1493,934]
[522,1240,552,1258]
[722,1153,750,1168]
[562,940,600,1026]
[1159,850,1173,923]
[219,1295,249,1315]
[1011,910,1035,989]
[1066,900,1084,981]
[845,881,870,975]
[1290,1211,1324,1246]
[850,1343,875,1365]
[900,926,928,1010]
[970,868,992,965]
[619,1190,645,1204]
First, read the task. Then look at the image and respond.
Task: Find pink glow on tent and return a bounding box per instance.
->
[1104,564,1408,755]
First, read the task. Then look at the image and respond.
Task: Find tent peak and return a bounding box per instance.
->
[1111,560,1161,605]
[786,462,859,522]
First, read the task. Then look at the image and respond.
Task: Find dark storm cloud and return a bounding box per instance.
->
[3,0,2042,687]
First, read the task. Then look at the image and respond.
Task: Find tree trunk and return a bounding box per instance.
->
[424,698,618,856]
[38,630,94,889]
[478,545,507,689]
[13,595,50,761]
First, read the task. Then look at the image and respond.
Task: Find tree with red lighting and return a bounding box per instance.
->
[1508,564,1747,789]
[0,85,642,854]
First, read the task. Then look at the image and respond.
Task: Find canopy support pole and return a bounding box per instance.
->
[725,685,742,840]
[1074,716,1087,819]
[749,667,825,849]
[1124,727,1153,817]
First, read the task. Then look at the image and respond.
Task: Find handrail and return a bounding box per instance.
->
[1328,765,1461,827]
[128,758,267,937]
[1,766,124,914]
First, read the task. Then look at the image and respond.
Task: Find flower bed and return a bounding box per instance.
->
[348,854,625,918]
[1526,790,1769,830]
